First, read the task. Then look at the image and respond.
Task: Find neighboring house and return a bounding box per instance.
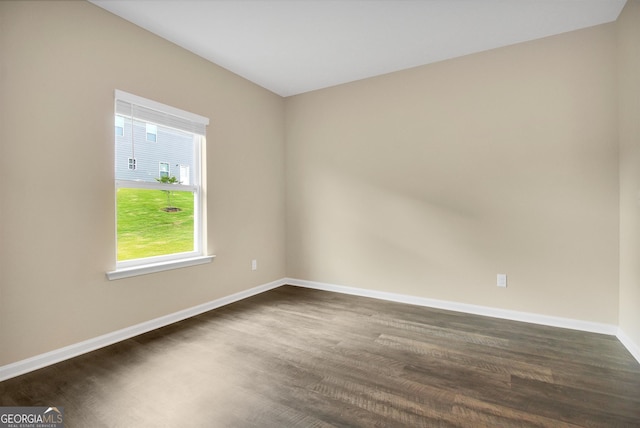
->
[115,116,194,185]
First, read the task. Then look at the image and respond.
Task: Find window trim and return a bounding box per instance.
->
[106,255,215,280]
[109,90,211,280]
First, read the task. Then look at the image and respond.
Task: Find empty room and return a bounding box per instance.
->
[1,0,639,426]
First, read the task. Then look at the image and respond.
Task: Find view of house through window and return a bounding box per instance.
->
[114,90,208,266]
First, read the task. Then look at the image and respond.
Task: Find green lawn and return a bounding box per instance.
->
[117,188,194,261]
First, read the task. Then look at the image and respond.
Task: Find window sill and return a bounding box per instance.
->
[106,255,215,281]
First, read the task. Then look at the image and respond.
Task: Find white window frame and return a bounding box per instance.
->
[107,90,213,280]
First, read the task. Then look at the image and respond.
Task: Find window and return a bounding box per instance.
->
[108,90,212,280]
[146,123,157,142]
[159,162,169,178]
[115,116,124,136]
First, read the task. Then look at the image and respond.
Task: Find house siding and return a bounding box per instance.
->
[115,118,195,184]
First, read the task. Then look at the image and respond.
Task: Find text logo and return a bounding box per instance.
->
[0,407,64,428]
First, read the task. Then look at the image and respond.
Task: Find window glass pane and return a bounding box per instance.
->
[114,91,207,267]
[115,116,195,184]
[146,123,157,142]
[116,188,194,261]
[115,116,124,136]
[159,162,169,178]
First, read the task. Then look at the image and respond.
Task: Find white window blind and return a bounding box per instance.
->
[115,90,209,136]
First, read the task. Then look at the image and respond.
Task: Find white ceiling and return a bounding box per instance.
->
[90,0,626,97]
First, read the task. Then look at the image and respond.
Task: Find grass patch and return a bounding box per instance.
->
[117,188,194,261]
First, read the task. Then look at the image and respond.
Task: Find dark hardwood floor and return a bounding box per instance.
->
[2,285,639,427]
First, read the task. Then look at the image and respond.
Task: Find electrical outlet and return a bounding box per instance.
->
[497,274,507,288]
[251,259,257,271]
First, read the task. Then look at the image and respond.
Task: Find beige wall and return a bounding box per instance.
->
[618,0,640,347]
[0,1,286,366]
[1,0,636,369]
[285,24,620,323]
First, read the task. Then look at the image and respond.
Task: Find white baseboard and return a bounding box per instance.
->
[284,278,619,335]
[0,279,285,382]
[2,277,636,382]
[617,329,640,365]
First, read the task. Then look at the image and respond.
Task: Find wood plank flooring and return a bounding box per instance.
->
[1,285,639,427]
